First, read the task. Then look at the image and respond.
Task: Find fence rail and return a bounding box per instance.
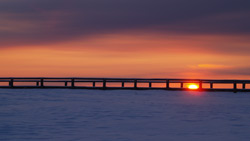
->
[0,77,250,92]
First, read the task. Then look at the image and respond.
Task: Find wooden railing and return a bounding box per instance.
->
[0,77,250,92]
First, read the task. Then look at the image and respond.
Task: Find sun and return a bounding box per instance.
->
[188,84,199,90]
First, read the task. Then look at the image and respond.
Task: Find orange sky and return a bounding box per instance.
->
[1,32,250,79]
[1,0,250,79]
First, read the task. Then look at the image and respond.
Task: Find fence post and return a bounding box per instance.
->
[166,80,169,89]
[93,82,96,87]
[242,83,246,89]
[103,79,106,89]
[149,82,152,88]
[199,80,202,90]
[233,82,237,93]
[41,79,44,87]
[134,79,137,89]
[71,78,75,87]
[122,81,125,88]
[9,78,14,87]
[36,81,39,86]
[180,82,183,88]
[210,82,213,89]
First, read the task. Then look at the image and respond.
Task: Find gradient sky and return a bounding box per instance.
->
[0,0,250,79]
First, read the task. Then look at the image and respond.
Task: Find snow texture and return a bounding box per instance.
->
[1,89,250,141]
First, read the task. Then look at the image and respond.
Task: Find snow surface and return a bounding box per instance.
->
[1,89,250,141]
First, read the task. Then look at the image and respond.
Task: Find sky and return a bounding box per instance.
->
[0,0,250,79]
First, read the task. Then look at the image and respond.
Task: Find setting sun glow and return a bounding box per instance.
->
[188,84,199,90]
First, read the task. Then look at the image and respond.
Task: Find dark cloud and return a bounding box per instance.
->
[0,0,250,47]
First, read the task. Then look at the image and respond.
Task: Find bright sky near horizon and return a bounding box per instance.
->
[0,0,250,79]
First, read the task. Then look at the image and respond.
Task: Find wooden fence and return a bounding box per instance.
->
[0,77,250,92]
